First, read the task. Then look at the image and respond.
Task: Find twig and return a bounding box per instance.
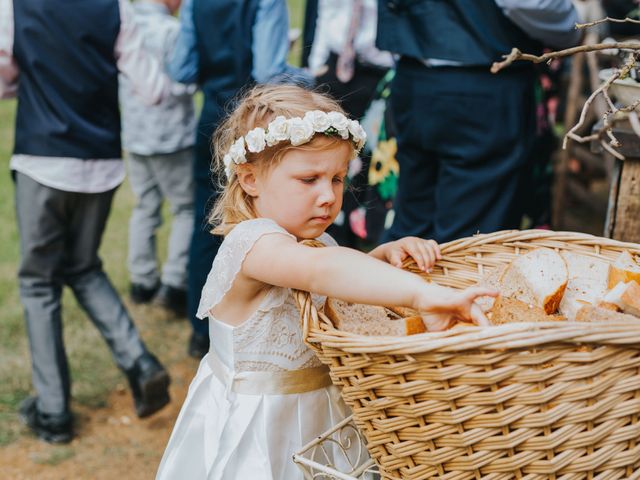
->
[493,18,640,158]
[576,17,640,29]
[619,98,640,112]
[600,138,626,160]
[491,43,640,74]
[562,69,621,149]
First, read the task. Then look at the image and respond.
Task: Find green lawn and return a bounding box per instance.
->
[0,0,307,447]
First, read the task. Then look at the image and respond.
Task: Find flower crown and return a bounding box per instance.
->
[222,111,367,179]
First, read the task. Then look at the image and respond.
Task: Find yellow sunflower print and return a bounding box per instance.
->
[369,138,399,186]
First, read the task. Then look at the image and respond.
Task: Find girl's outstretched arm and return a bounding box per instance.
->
[243,234,496,326]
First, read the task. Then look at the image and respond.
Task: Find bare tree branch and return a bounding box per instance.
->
[491,43,640,74]
[576,17,640,29]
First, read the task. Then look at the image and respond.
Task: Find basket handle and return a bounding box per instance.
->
[293,239,328,346]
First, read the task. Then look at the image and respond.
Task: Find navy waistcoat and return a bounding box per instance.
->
[13,0,121,159]
[193,0,260,124]
[377,0,542,66]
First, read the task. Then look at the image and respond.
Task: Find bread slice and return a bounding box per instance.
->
[595,301,622,312]
[385,305,420,318]
[575,305,640,323]
[558,251,610,320]
[620,281,640,317]
[608,251,640,289]
[603,280,640,318]
[489,296,565,325]
[324,298,427,336]
[500,248,568,314]
[474,264,507,312]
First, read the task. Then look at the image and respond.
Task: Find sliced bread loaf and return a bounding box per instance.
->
[490,296,565,325]
[575,305,640,323]
[324,298,427,336]
[608,251,640,289]
[474,264,507,312]
[500,248,568,314]
[603,280,640,318]
[558,251,610,320]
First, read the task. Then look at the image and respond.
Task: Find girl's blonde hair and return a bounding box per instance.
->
[209,84,355,235]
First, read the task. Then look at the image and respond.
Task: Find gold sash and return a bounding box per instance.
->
[206,349,332,395]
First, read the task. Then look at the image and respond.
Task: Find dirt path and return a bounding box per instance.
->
[1,359,196,480]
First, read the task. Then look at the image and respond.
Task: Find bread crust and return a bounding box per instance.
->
[324,298,426,336]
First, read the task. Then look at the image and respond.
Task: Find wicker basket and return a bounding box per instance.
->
[294,230,640,480]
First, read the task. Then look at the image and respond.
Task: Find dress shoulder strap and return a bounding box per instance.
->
[196,218,295,319]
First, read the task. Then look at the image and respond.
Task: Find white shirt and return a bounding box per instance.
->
[0,0,178,193]
[119,1,196,156]
[308,0,393,72]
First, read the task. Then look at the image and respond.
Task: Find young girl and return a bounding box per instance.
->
[156,85,496,479]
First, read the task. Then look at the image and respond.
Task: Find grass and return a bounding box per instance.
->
[0,0,307,447]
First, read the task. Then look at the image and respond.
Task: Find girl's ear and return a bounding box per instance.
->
[236,164,260,197]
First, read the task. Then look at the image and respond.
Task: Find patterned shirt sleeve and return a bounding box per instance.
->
[0,0,18,99]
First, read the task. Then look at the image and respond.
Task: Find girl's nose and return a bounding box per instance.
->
[317,181,336,205]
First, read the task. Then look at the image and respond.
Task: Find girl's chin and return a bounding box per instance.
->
[294,225,330,241]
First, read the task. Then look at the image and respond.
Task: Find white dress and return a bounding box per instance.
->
[156,218,364,480]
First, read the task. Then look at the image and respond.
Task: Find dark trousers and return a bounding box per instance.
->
[15,172,146,415]
[187,108,224,337]
[382,59,536,243]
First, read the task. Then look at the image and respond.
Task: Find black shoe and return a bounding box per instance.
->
[130,282,159,304]
[125,352,170,418]
[187,332,210,359]
[18,396,73,444]
[153,284,187,317]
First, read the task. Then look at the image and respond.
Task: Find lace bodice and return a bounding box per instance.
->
[197,218,336,373]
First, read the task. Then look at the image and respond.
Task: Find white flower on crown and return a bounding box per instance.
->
[265,115,289,146]
[245,127,266,153]
[303,110,331,132]
[228,137,246,164]
[223,153,233,179]
[348,119,367,150]
[287,117,314,146]
[327,111,349,139]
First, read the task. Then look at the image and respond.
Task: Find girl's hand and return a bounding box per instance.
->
[380,237,442,272]
[417,286,498,331]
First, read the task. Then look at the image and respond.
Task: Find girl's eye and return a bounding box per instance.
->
[300,177,317,184]
[333,176,345,184]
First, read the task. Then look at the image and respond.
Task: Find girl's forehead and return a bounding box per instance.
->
[280,145,351,172]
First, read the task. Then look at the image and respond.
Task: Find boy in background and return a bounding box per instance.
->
[120,0,196,317]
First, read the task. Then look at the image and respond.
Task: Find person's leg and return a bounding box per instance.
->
[381,62,439,242]
[127,152,162,300]
[15,173,71,416]
[63,187,169,417]
[64,187,146,369]
[187,128,222,357]
[426,68,536,241]
[154,148,194,293]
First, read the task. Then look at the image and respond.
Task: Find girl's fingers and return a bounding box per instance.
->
[469,302,491,326]
[428,239,442,260]
[402,242,426,271]
[388,249,405,268]
[465,286,499,301]
[415,241,434,270]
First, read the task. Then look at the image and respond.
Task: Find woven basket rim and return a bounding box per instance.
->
[295,229,640,354]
